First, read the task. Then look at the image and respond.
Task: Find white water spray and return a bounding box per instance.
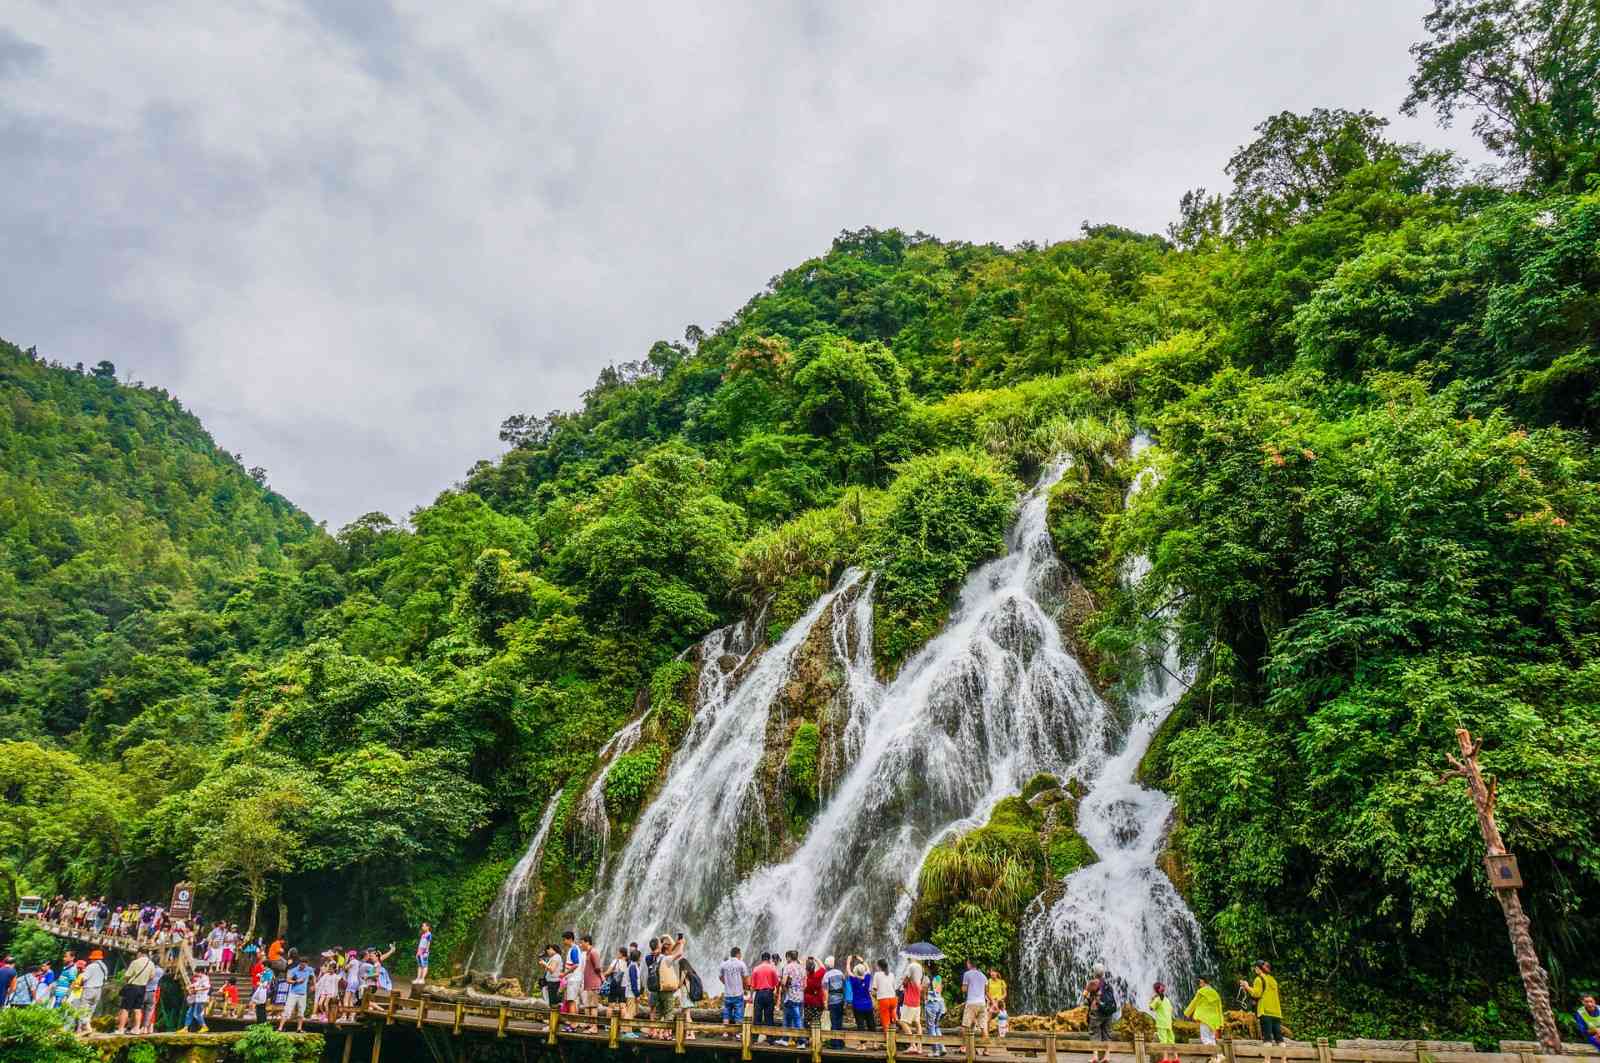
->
[1017,437,1211,1011]
[469,792,562,977]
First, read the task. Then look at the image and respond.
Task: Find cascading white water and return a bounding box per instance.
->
[1017,437,1211,1012]
[588,570,866,942]
[573,716,646,879]
[469,792,562,977]
[515,447,1207,1012]
[703,460,1111,966]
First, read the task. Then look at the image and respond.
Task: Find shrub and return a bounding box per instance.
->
[604,746,664,820]
[868,451,1019,668]
[0,1005,94,1063]
[928,903,1016,979]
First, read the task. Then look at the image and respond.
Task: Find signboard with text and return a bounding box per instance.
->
[170,881,195,921]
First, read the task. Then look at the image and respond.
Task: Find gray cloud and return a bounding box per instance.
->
[0,1,1483,527]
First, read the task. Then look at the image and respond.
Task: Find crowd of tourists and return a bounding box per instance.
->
[1,898,428,1038]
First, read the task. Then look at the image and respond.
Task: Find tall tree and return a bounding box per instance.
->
[1404,0,1600,189]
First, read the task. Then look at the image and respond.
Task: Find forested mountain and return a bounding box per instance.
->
[3,0,1599,1044]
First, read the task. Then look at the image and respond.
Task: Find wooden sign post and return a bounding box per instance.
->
[1443,728,1561,1054]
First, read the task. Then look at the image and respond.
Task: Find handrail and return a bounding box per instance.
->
[331,992,1589,1062]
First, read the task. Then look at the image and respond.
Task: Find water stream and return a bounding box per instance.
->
[468,791,561,977]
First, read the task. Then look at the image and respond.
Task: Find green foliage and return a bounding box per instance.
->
[0,1005,94,1063]
[928,903,1016,977]
[233,1023,306,1063]
[649,660,696,746]
[1046,473,1123,576]
[604,746,663,820]
[1047,833,1098,878]
[912,796,1047,941]
[125,1043,157,1063]
[4,921,60,969]
[785,722,820,797]
[868,451,1019,668]
[1404,0,1600,190]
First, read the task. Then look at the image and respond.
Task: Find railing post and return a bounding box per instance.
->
[964,1024,976,1063]
[1223,1038,1237,1063]
[610,1011,621,1048]
[675,1012,687,1054]
[1136,1034,1148,1063]
[370,1024,384,1063]
[812,1024,824,1063]
[548,1007,559,1044]
[385,993,397,1024]
[415,997,425,1028]
[1046,1031,1058,1063]
[1317,1038,1332,1063]
[742,1019,754,1061]
[453,1002,464,1035]
[885,1022,897,1063]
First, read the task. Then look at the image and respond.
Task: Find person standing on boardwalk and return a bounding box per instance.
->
[138,960,164,1034]
[1184,975,1224,1056]
[1149,982,1177,1063]
[1239,961,1283,1045]
[823,956,848,1048]
[414,922,432,984]
[924,970,947,1057]
[779,949,806,1042]
[279,951,313,1033]
[185,968,211,1033]
[750,952,779,1033]
[959,959,986,1041]
[719,946,750,1025]
[76,951,108,1033]
[900,958,925,1053]
[871,959,898,1035]
[1082,964,1116,1062]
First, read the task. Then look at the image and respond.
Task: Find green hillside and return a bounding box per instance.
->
[4,1,1599,1043]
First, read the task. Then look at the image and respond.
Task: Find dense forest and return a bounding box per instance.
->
[3,0,1599,1045]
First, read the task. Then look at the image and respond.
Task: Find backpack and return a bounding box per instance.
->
[1096,980,1117,1017]
[628,961,641,998]
[685,966,704,1004]
[659,957,680,992]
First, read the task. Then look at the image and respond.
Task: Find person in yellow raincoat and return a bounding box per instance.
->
[1184,975,1224,1061]
[1238,961,1283,1044]
[1148,983,1177,1063]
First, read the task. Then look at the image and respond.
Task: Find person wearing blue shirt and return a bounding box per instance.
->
[278,952,313,1033]
[847,956,875,1031]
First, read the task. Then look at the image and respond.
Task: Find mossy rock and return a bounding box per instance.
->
[1021,771,1062,801]
[1048,830,1098,877]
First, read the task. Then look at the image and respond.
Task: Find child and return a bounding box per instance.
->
[924,974,947,1057]
[316,963,341,1021]
[222,976,240,1018]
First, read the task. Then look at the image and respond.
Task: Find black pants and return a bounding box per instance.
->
[1260,1016,1283,1043]
[545,982,560,1007]
[754,989,776,1029]
[255,1003,267,1024]
[854,1006,876,1031]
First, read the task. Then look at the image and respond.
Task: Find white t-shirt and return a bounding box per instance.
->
[872,970,896,1002]
[962,969,987,1006]
[316,972,340,998]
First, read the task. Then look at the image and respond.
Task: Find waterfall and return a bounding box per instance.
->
[572,716,646,880]
[703,459,1109,964]
[588,569,866,942]
[1016,436,1211,1012]
[468,791,562,977]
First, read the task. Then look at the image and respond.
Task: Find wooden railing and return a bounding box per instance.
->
[329,992,1592,1063]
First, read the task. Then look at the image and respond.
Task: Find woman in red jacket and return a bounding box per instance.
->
[803,957,826,1033]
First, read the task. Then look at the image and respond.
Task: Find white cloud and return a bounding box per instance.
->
[0,0,1483,526]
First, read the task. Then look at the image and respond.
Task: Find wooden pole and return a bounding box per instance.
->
[369,1025,384,1063]
[1443,727,1562,1054]
[610,1011,621,1049]
[742,1019,754,1061]
[342,1031,354,1063]
[675,1012,687,1054]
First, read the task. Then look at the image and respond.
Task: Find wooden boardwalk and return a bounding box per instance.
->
[28,920,1597,1063]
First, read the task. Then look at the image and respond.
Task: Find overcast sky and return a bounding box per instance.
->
[1,1,1482,528]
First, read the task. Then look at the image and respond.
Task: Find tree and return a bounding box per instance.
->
[1224,108,1452,236]
[1404,0,1600,190]
[190,791,305,941]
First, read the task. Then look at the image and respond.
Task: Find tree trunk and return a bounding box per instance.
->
[244,884,260,943]
[1451,729,1562,1054]
[276,894,289,942]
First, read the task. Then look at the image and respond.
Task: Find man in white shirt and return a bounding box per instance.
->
[959,959,987,1036]
[77,952,109,1033]
[718,947,750,1025]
